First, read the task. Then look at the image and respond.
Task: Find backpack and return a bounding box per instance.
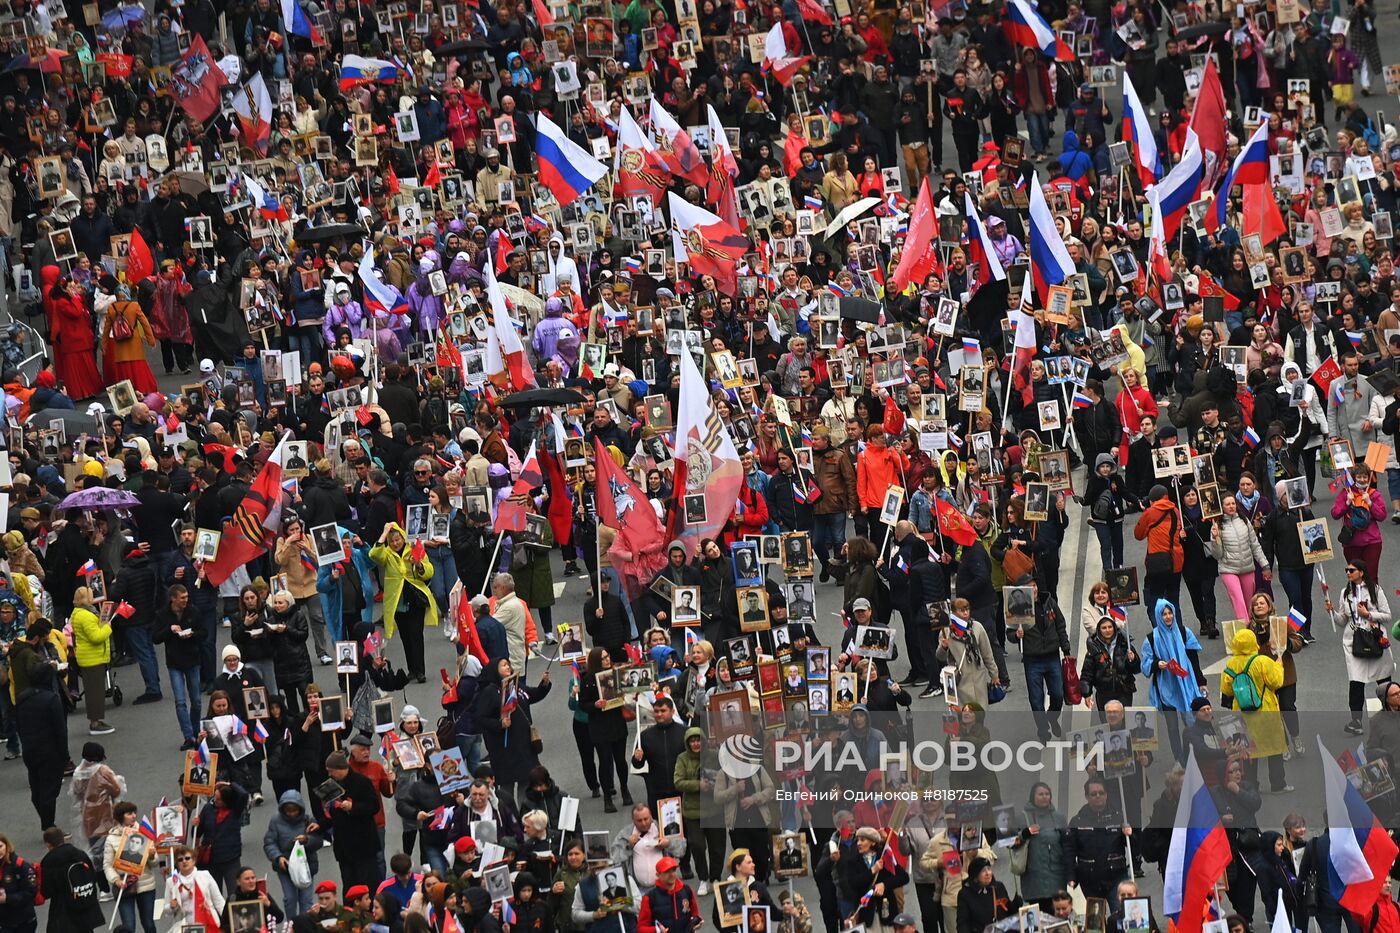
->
[66,858,100,910]
[1230,655,1264,711]
[1348,502,1374,531]
[1091,489,1114,522]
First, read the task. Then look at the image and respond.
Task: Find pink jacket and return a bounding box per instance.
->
[1331,486,1387,548]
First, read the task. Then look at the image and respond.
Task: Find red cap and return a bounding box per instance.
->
[454,837,478,854]
[345,885,370,901]
[315,881,338,894]
[655,857,679,874]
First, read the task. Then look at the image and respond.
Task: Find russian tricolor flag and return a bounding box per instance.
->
[1163,749,1233,933]
[1206,122,1270,234]
[963,191,1006,291]
[1243,425,1260,448]
[534,113,607,208]
[1027,174,1076,308]
[1108,604,1126,624]
[243,172,288,222]
[1071,390,1093,409]
[1287,608,1306,632]
[1004,0,1076,61]
[253,720,270,742]
[359,247,410,317]
[962,336,981,356]
[339,55,398,90]
[77,559,97,577]
[281,0,324,44]
[1321,736,1399,912]
[1152,129,1205,242]
[623,256,642,274]
[1122,73,1160,190]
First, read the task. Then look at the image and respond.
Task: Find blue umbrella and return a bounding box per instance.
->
[101,5,145,31]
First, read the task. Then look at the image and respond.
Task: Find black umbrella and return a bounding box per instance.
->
[1173,20,1229,40]
[498,387,586,409]
[838,296,884,324]
[295,223,366,243]
[434,38,491,57]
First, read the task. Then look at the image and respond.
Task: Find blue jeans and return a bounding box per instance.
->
[1277,566,1314,637]
[168,666,201,741]
[1387,467,1400,502]
[457,733,486,773]
[811,512,847,567]
[1023,655,1064,738]
[125,625,162,697]
[117,887,156,933]
[1093,521,1124,571]
[1026,111,1050,154]
[278,871,316,916]
[286,327,321,365]
[428,549,454,617]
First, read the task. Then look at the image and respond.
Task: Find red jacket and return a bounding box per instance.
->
[721,482,769,548]
[637,878,700,933]
[1012,59,1052,111]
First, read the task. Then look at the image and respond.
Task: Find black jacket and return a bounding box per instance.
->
[1019,594,1070,660]
[301,475,354,533]
[634,721,688,801]
[955,879,1018,933]
[327,769,381,858]
[232,607,277,662]
[210,665,265,720]
[269,605,313,687]
[196,783,250,865]
[1078,633,1137,701]
[131,483,186,554]
[362,486,399,544]
[1062,802,1130,886]
[14,686,67,768]
[109,553,159,630]
[39,843,104,933]
[584,592,633,657]
[153,605,206,670]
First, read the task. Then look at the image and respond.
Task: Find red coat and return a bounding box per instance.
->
[721,482,769,549]
[1012,60,1053,111]
[45,268,104,400]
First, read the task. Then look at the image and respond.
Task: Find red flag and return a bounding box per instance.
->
[889,178,937,292]
[409,538,427,563]
[677,220,748,295]
[1189,58,1228,188]
[796,0,834,25]
[126,228,154,285]
[172,35,229,123]
[881,829,909,873]
[494,441,543,534]
[539,450,574,547]
[934,498,978,547]
[424,159,442,188]
[593,438,666,556]
[1196,271,1241,311]
[386,164,401,195]
[191,880,222,933]
[533,0,554,22]
[1242,183,1287,246]
[114,600,136,619]
[204,434,290,587]
[95,52,133,77]
[456,595,489,665]
[200,442,239,473]
[882,395,906,436]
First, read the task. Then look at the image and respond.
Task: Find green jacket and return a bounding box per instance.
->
[672,727,713,820]
[550,865,588,932]
[510,525,556,609]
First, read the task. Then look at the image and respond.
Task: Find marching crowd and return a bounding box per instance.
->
[10,0,1400,926]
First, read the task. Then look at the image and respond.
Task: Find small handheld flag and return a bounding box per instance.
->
[1287,608,1306,632]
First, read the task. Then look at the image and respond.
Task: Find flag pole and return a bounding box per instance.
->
[481,531,504,596]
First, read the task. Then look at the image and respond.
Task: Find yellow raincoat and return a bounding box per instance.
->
[369,523,439,638]
[1220,629,1286,758]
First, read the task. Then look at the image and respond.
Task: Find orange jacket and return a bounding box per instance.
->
[856,445,910,510]
[1134,497,1184,573]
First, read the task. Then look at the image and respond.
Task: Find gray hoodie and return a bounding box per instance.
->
[262,790,324,874]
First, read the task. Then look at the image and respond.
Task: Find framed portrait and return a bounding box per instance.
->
[1298,517,1333,564]
[708,688,751,739]
[182,749,217,796]
[112,830,152,876]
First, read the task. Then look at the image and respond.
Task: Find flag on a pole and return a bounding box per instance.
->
[1162,748,1233,933]
[669,347,743,556]
[494,441,543,534]
[203,433,291,586]
[534,113,609,207]
[1320,736,1399,913]
[233,73,273,154]
[1027,173,1075,308]
[171,36,228,123]
[889,178,938,292]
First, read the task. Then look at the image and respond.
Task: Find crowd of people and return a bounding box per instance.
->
[9,0,1400,926]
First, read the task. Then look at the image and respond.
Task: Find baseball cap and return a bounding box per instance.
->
[655,856,679,873]
[891,915,918,929]
[852,598,872,611]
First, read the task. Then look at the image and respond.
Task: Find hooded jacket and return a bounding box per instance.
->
[1220,628,1286,757]
[262,789,324,875]
[370,522,440,638]
[1208,512,1267,575]
[1139,599,1205,712]
[1133,496,1184,573]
